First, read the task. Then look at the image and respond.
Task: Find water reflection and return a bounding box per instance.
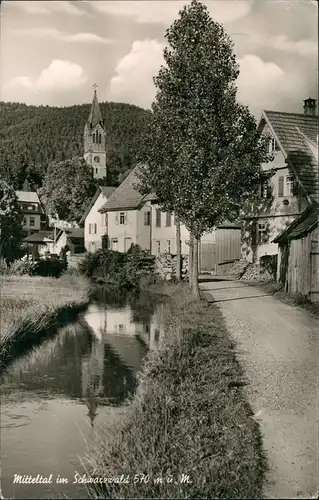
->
[1,289,166,499]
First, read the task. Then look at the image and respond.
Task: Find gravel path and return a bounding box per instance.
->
[200,279,318,499]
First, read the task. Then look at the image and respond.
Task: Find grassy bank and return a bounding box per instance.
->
[242,280,319,318]
[0,274,90,372]
[84,283,266,499]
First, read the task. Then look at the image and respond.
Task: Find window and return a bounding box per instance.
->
[105,214,108,226]
[111,238,118,251]
[119,212,126,225]
[89,223,97,235]
[167,240,171,253]
[29,217,35,227]
[155,329,160,342]
[118,324,124,333]
[95,168,98,174]
[99,134,102,144]
[285,175,294,197]
[166,212,172,227]
[92,133,95,143]
[269,137,279,153]
[156,241,161,255]
[94,156,100,163]
[144,211,151,226]
[23,217,27,225]
[260,181,272,199]
[258,223,268,244]
[156,209,161,227]
[278,175,296,197]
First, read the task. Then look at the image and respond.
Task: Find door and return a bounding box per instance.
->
[111,238,118,252]
[124,238,132,252]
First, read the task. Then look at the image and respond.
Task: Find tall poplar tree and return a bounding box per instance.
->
[138,0,272,296]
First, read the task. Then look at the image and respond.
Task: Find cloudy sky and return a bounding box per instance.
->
[0,0,317,117]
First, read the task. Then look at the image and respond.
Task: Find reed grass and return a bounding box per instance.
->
[83,283,266,499]
[0,274,90,372]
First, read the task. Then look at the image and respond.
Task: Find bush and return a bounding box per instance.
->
[259,254,277,280]
[6,257,67,278]
[78,249,155,289]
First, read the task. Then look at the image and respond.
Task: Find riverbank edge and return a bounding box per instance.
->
[0,276,90,373]
[84,282,267,499]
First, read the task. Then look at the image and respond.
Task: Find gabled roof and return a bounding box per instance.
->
[23,231,54,243]
[273,203,319,242]
[87,89,104,128]
[16,191,40,204]
[99,165,145,213]
[56,227,84,242]
[80,186,116,223]
[261,110,319,203]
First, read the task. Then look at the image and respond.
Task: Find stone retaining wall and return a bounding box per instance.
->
[155,253,189,281]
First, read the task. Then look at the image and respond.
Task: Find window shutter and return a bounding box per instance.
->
[89,224,91,235]
[115,213,119,225]
[144,211,149,226]
[124,212,128,225]
[278,176,284,197]
[94,224,97,234]
[251,221,257,246]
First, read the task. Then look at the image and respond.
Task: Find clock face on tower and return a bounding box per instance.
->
[94,156,100,163]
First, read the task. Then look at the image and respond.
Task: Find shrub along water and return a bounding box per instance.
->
[84,283,266,499]
[79,248,155,289]
[0,273,90,373]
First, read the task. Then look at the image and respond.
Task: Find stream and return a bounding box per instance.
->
[0,288,166,499]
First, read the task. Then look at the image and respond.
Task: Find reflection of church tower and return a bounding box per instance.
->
[82,338,105,427]
[84,84,107,180]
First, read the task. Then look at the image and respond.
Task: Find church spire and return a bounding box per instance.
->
[87,84,103,128]
[84,84,107,180]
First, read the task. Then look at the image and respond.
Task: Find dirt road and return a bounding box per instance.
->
[200,279,318,499]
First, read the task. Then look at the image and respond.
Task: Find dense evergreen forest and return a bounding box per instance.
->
[0,101,151,187]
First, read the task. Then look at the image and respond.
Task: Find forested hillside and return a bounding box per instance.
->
[0,101,151,186]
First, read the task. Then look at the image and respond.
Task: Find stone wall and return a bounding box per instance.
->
[155,253,189,281]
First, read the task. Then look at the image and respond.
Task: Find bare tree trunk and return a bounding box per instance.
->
[176,220,181,282]
[191,234,200,298]
[188,237,193,290]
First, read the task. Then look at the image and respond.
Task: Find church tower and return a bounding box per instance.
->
[84,85,107,180]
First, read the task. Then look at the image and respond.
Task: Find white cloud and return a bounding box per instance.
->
[92,0,252,25]
[9,1,84,16]
[14,28,112,44]
[9,60,87,92]
[109,41,303,113]
[240,33,318,57]
[63,33,112,44]
[109,39,164,108]
[237,54,291,114]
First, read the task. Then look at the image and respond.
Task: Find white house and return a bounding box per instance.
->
[80,186,116,252]
[99,166,151,252]
[16,190,44,234]
[144,195,241,273]
[51,227,84,256]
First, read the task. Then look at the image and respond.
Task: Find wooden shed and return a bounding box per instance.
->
[274,203,319,302]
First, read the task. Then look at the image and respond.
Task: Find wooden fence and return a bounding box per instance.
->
[200,227,241,274]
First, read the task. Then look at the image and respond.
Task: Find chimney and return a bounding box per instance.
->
[303,97,316,116]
